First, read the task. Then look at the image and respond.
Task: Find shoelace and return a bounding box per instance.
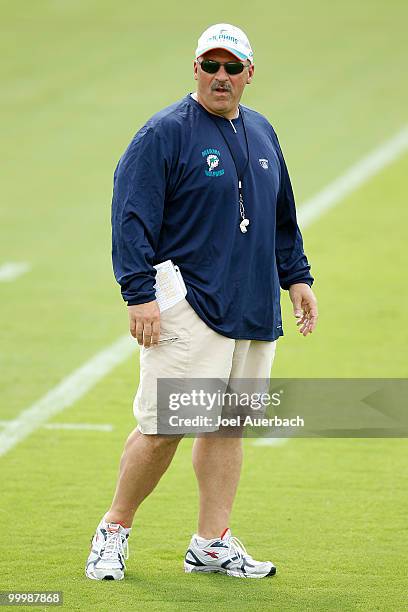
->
[103,530,129,561]
[227,535,251,563]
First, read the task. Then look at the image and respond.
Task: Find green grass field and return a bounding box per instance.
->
[1,1,407,610]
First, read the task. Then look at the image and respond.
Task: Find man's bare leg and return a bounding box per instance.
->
[105,428,183,527]
[192,434,243,539]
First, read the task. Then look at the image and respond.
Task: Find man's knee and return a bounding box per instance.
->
[124,428,183,452]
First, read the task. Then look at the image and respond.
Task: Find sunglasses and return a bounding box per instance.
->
[197,58,249,75]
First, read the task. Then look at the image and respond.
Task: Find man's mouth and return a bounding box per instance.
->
[211,82,231,94]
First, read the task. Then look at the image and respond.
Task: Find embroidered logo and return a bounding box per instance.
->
[207,154,219,171]
[259,158,269,169]
[202,148,225,177]
[209,32,239,45]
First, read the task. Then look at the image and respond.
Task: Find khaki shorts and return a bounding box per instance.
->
[133,299,277,434]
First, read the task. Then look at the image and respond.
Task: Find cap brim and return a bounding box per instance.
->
[196,45,251,63]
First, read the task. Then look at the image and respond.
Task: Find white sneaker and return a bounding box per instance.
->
[85,518,131,580]
[184,528,276,578]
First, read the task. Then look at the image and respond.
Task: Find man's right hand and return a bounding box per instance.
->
[128,300,161,347]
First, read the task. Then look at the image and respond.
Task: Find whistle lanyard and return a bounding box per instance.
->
[210,109,251,233]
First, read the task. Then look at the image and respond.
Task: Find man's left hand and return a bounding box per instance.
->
[289,283,318,336]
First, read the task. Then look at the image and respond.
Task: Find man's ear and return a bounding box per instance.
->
[193,60,198,81]
[246,64,255,84]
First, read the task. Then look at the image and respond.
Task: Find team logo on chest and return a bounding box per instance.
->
[259,158,269,169]
[202,148,225,177]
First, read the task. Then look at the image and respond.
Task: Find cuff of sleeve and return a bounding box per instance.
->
[281,278,314,290]
[125,291,156,306]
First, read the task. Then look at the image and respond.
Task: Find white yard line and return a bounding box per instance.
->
[0,420,113,432]
[1,126,407,458]
[0,262,31,282]
[44,423,113,432]
[0,335,135,457]
[252,437,289,447]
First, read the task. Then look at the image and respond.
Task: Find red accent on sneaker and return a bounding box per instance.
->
[220,527,229,540]
[204,550,219,559]
[105,520,130,530]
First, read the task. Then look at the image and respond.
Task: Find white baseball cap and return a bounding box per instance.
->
[195,23,254,64]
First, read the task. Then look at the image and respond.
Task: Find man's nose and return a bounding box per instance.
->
[214,64,229,79]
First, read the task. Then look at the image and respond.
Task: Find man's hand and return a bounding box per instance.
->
[289,283,318,337]
[128,300,161,347]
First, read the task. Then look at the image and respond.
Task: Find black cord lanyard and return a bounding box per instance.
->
[210,107,251,234]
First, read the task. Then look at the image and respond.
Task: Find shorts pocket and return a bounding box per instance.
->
[159,298,189,339]
[158,336,179,344]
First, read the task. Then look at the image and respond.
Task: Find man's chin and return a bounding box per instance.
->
[210,96,231,111]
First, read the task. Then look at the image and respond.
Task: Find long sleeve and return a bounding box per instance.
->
[274,135,314,290]
[111,125,169,305]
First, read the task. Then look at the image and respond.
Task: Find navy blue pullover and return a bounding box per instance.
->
[112,94,313,341]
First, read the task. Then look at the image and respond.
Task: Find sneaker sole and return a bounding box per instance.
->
[85,567,124,581]
[183,561,276,579]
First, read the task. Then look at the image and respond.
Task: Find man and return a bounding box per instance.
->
[86,23,317,581]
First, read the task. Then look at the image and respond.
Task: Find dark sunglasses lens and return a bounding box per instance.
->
[200,60,246,74]
[225,62,245,75]
[200,60,220,73]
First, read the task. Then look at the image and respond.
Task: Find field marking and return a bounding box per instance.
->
[44,422,113,432]
[1,125,407,458]
[0,262,31,282]
[298,126,408,229]
[0,335,135,458]
[0,420,113,432]
[252,437,288,447]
